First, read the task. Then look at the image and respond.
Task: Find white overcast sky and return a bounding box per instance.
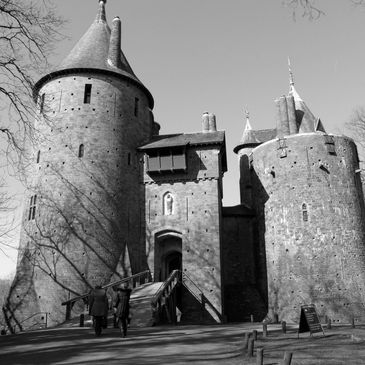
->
[1,0,365,277]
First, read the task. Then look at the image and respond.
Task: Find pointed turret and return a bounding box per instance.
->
[286,59,324,133]
[233,110,260,154]
[34,0,153,107]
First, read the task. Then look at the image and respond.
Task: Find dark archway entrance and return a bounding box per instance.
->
[155,233,182,281]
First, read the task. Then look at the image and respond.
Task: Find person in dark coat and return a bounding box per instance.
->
[114,282,132,337]
[89,285,108,336]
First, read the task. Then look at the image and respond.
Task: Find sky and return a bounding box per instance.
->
[1,0,365,278]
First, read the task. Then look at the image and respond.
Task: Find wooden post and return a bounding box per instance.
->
[352,317,356,328]
[247,338,255,357]
[252,329,258,340]
[256,348,264,365]
[243,332,250,349]
[79,313,84,327]
[282,321,287,334]
[327,318,331,329]
[263,323,268,337]
[283,351,293,365]
[250,314,254,323]
[65,303,71,321]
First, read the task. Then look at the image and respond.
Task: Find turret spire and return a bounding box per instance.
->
[288,57,294,87]
[244,109,252,131]
[96,0,107,23]
[287,58,302,101]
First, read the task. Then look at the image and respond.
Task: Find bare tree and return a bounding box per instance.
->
[0,0,64,164]
[282,0,365,20]
[347,108,365,151]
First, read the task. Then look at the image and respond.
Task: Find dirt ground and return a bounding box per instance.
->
[0,323,365,364]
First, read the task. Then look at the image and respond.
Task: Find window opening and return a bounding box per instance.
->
[302,203,308,222]
[28,195,37,221]
[134,97,139,117]
[128,152,131,165]
[36,150,41,163]
[40,93,45,113]
[78,144,84,158]
[84,84,92,104]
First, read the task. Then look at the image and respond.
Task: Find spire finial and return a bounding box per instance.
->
[288,57,294,86]
[96,0,107,22]
[244,108,252,131]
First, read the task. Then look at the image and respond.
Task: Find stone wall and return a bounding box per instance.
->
[8,71,152,327]
[251,133,365,323]
[143,144,224,318]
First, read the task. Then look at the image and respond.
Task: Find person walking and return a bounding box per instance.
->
[89,285,108,337]
[114,282,132,338]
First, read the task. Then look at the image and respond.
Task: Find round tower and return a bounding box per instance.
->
[7,1,154,327]
[234,110,260,208]
[250,67,365,323]
[252,132,365,323]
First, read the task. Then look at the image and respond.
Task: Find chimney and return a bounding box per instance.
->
[108,16,122,69]
[202,112,209,133]
[208,113,217,132]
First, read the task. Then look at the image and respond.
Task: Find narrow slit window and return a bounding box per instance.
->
[28,195,37,221]
[302,203,308,222]
[84,84,92,104]
[36,150,41,163]
[40,93,45,113]
[128,152,131,165]
[134,97,139,117]
[78,144,84,158]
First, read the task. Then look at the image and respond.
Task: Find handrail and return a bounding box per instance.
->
[151,269,181,307]
[62,270,151,306]
[18,312,49,327]
[182,272,223,321]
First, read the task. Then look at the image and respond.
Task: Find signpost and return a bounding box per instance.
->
[298,304,325,337]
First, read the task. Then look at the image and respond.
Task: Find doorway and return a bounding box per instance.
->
[155,233,182,281]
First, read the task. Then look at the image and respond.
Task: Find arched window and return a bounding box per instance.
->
[36,150,41,163]
[78,144,84,158]
[163,192,174,216]
[302,203,308,222]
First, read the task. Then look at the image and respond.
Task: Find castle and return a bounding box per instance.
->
[5,0,365,329]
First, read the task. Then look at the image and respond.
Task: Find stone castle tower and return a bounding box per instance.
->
[5,1,365,329]
[234,69,365,323]
[6,0,154,327]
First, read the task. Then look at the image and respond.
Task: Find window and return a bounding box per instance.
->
[28,195,37,221]
[134,97,139,117]
[40,93,45,113]
[128,153,131,165]
[302,203,308,222]
[78,144,84,158]
[146,147,187,173]
[36,150,41,163]
[84,84,92,104]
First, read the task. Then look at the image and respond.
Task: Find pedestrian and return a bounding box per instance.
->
[114,282,132,338]
[89,285,108,337]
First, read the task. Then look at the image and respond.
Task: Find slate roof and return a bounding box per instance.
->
[33,0,153,107]
[139,131,227,172]
[233,128,277,153]
[139,131,226,150]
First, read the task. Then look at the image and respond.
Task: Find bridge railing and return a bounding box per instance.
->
[62,270,152,321]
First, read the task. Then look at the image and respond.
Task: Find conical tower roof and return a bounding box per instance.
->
[34,0,153,107]
[233,111,261,153]
[287,59,324,133]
